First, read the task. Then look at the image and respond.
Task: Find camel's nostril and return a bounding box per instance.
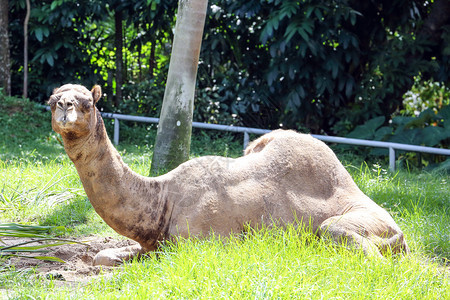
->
[57,101,64,108]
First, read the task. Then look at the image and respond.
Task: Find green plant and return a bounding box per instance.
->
[8,0,450,136]
[403,76,450,116]
[0,93,62,161]
[0,223,82,262]
[344,105,450,170]
[11,223,450,299]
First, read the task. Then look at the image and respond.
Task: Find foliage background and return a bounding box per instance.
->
[3,0,450,168]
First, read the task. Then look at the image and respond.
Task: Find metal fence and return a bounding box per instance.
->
[100,112,450,172]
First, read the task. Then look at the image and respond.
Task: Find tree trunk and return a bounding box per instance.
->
[150,0,208,175]
[138,39,142,82]
[23,0,30,99]
[149,38,156,79]
[0,0,11,96]
[114,8,123,107]
[107,69,114,105]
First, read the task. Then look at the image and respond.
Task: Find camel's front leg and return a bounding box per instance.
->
[93,243,143,266]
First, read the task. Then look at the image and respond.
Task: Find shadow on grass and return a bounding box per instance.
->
[39,197,112,237]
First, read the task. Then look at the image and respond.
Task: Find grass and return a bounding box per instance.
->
[0,95,449,298]
[10,226,449,299]
[5,226,450,299]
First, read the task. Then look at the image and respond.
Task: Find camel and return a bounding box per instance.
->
[48,84,409,266]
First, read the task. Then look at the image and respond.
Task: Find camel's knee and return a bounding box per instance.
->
[319,217,352,246]
[319,217,382,258]
[319,216,347,240]
[93,244,143,266]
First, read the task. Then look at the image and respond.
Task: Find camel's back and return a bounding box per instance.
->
[242,130,359,193]
[165,130,369,236]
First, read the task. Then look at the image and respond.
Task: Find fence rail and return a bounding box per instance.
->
[99,112,450,172]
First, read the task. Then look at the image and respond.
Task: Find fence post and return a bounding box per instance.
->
[114,118,120,145]
[243,132,250,150]
[389,147,395,172]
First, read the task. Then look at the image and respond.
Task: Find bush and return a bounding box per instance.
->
[344,105,450,171]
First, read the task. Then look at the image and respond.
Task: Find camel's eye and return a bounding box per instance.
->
[49,95,61,108]
[81,100,92,111]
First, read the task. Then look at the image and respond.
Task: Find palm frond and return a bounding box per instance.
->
[0,223,87,263]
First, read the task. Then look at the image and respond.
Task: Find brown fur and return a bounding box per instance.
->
[49,84,409,266]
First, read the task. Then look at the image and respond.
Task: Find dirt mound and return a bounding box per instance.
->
[3,236,136,285]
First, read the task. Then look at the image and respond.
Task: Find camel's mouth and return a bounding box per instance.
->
[55,120,75,128]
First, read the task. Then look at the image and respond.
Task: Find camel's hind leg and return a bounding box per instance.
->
[93,243,143,266]
[318,215,383,258]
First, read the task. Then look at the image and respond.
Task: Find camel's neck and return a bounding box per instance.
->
[61,111,171,250]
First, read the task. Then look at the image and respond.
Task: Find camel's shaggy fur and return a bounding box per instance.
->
[49,84,409,266]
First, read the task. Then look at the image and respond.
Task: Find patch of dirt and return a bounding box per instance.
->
[3,236,137,286]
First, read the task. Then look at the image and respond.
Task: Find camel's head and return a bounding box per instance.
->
[48,84,102,138]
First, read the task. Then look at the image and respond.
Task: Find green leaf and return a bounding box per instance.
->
[345,78,354,98]
[347,126,373,140]
[418,126,447,146]
[392,116,414,127]
[2,242,75,252]
[331,61,339,79]
[284,20,302,43]
[365,116,385,130]
[369,148,389,157]
[261,19,279,44]
[290,91,301,107]
[347,116,385,140]
[43,27,50,37]
[296,85,305,98]
[374,126,392,141]
[30,256,66,263]
[305,6,315,18]
[46,54,54,67]
[389,128,421,145]
[267,68,279,85]
[50,1,58,10]
[297,28,309,42]
[314,8,323,20]
[350,12,356,26]
[35,28,43,42]
[301,20,314,35]
[0,223,54,234]
[0,232,47,238]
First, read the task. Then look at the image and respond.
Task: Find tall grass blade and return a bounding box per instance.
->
[0,223,86,263]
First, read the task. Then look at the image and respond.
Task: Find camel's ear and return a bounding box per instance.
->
[91,85,102,104]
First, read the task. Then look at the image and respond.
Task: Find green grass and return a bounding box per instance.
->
[1,95,449,298]
[5,227,450,299]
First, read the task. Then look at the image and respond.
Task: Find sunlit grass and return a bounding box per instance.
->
[1,150,449,298]
[352,163,450,262]
[9,225,450,299]
[0,96,448,298]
